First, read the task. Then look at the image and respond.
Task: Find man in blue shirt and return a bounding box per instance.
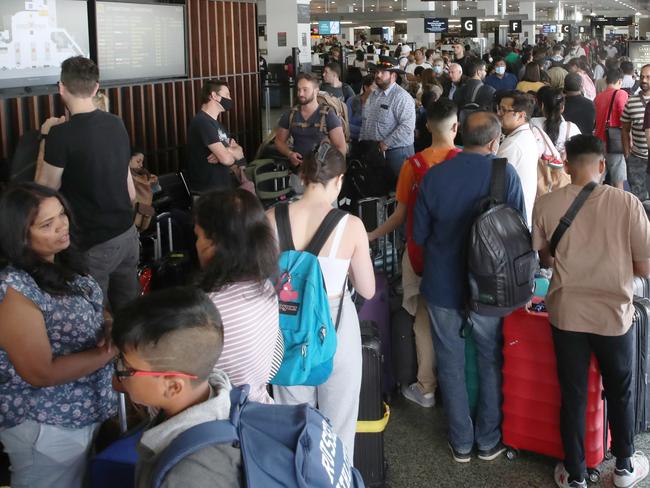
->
[484,57,518,94]
[413,111,525,463]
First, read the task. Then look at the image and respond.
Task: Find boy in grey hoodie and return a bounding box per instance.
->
[112,287,243,488]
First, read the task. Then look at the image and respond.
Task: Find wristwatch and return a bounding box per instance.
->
[38,133,48,142]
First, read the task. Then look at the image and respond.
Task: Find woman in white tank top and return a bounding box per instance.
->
[266,142,375,458]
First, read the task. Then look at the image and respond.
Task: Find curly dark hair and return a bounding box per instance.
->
[0,183,87,295]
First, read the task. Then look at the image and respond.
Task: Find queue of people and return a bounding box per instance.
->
[1,32,650,488]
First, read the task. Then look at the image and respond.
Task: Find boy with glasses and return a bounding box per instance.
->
[111,287,243,488]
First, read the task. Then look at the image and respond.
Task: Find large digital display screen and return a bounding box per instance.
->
[0,0,90,90]
[95,1,187,83]
[424,18,448,34]
[318,20,341,36]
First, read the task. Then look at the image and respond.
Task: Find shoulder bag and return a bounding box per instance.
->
[605,89,624,154]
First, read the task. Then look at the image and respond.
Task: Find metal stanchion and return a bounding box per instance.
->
[288,77,294,107]
[264,82,271,135]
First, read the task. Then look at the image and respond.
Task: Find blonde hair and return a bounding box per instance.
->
[92,91,110,112]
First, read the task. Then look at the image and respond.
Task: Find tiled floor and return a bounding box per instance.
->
[384,394,650,488]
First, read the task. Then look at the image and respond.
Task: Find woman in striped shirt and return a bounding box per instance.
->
[194,189,283,403]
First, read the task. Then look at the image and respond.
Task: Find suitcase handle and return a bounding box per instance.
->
[356,403,390,433]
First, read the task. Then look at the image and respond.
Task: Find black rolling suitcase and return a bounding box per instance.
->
[633,296,650,433]
[355,321,389,487]
[391,307,417,388]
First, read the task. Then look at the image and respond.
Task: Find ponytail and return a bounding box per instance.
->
[541,88,565,146]
[301,142,346,186]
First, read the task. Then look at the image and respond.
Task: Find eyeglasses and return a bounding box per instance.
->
[113,355,198,382]
[497,106,518,115]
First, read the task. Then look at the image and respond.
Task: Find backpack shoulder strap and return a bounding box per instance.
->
[549,182,597,257]
[490,158,508,203]
[288,107,299,129]
[151,420,238,488]
[408,152,429,181]
[305,208,347,255]
[319,104,331,135]
[274,203,295,252]
[470,83,482,104]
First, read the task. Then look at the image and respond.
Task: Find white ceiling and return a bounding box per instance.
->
[304,0,647,17]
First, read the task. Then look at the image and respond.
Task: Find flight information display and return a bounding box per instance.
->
[0,0,90,90]
[95,1,186,83]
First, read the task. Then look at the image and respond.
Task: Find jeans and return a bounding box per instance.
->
[0,420,99,488]
[85,225,140,312]
[626,153,648,200]
[427,304,503,453]
[385,145,415,179]
[552,325,635,480]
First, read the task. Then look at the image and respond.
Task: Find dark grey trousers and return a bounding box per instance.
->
[85,225,140,312]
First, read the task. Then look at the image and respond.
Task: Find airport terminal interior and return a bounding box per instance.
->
[5,0,650,487]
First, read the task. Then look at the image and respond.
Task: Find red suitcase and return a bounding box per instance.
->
[502,308,609,483]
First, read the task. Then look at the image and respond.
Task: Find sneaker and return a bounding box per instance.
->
[478,442,507,461]
[401,383,435,408]
[448,442,471,463]
[614,452,650,488]
[554,463,587,488]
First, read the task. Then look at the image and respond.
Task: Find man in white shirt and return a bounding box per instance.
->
[564,40,586,63]
[405,48,433,81]
[496,91,538,226]
[398,44,412,71]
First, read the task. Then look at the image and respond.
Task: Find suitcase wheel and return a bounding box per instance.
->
[505,448,518,461]
[588,468,600,483]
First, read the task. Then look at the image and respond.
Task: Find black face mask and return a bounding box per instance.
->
[219,96,233,111]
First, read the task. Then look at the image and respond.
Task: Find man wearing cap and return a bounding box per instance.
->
[360,56,416,178]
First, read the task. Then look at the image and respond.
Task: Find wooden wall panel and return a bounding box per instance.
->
[0,0,260,179]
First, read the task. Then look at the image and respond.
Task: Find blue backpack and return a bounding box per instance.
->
[270,203,347,386]
[152,385,365,488]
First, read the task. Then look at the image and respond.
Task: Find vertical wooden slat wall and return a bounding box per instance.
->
[0,0,260,177]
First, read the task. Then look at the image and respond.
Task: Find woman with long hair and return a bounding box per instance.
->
[194,189,283,404]
[516,62,547,93]
[0,183,115,488]
[266,142,375,457]
[532,87,581,156]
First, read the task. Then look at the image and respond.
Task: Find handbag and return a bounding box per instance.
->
[605,89,624,154]
[532,125,571,199]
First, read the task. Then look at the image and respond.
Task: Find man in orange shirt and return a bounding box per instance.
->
[369,98,458,407]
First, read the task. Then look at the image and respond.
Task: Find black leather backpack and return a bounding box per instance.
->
[467,158,536,316]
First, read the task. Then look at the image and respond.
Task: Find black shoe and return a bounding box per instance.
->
[448,442,472,463]
[477,442,507,461]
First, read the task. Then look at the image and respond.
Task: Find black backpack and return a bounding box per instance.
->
[467,158,536,316]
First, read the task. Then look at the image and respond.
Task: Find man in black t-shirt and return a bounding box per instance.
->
[186,80,245,193]
[36,56,138,312]
[563,73,596,136]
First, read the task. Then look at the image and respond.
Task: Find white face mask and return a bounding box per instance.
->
[495,66,506,75]
[433,65,443,74]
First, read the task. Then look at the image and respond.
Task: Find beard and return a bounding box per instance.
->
[375,76,390,90]
[642,83,650,93]
[298,94,315,105]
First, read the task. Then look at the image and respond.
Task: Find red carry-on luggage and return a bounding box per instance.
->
[502,308,609,483]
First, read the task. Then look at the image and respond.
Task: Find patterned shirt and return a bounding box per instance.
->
[0,267,116,430]
[621,93,650,158]
[360,82,416,149]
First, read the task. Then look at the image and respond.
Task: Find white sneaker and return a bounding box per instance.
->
[401,383,435,408]
[614,452,650,488]
[554,463,587,488]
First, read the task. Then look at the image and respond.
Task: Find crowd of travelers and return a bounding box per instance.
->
[1,31,650,488]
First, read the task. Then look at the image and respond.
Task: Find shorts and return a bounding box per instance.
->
[605,153,627,184]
